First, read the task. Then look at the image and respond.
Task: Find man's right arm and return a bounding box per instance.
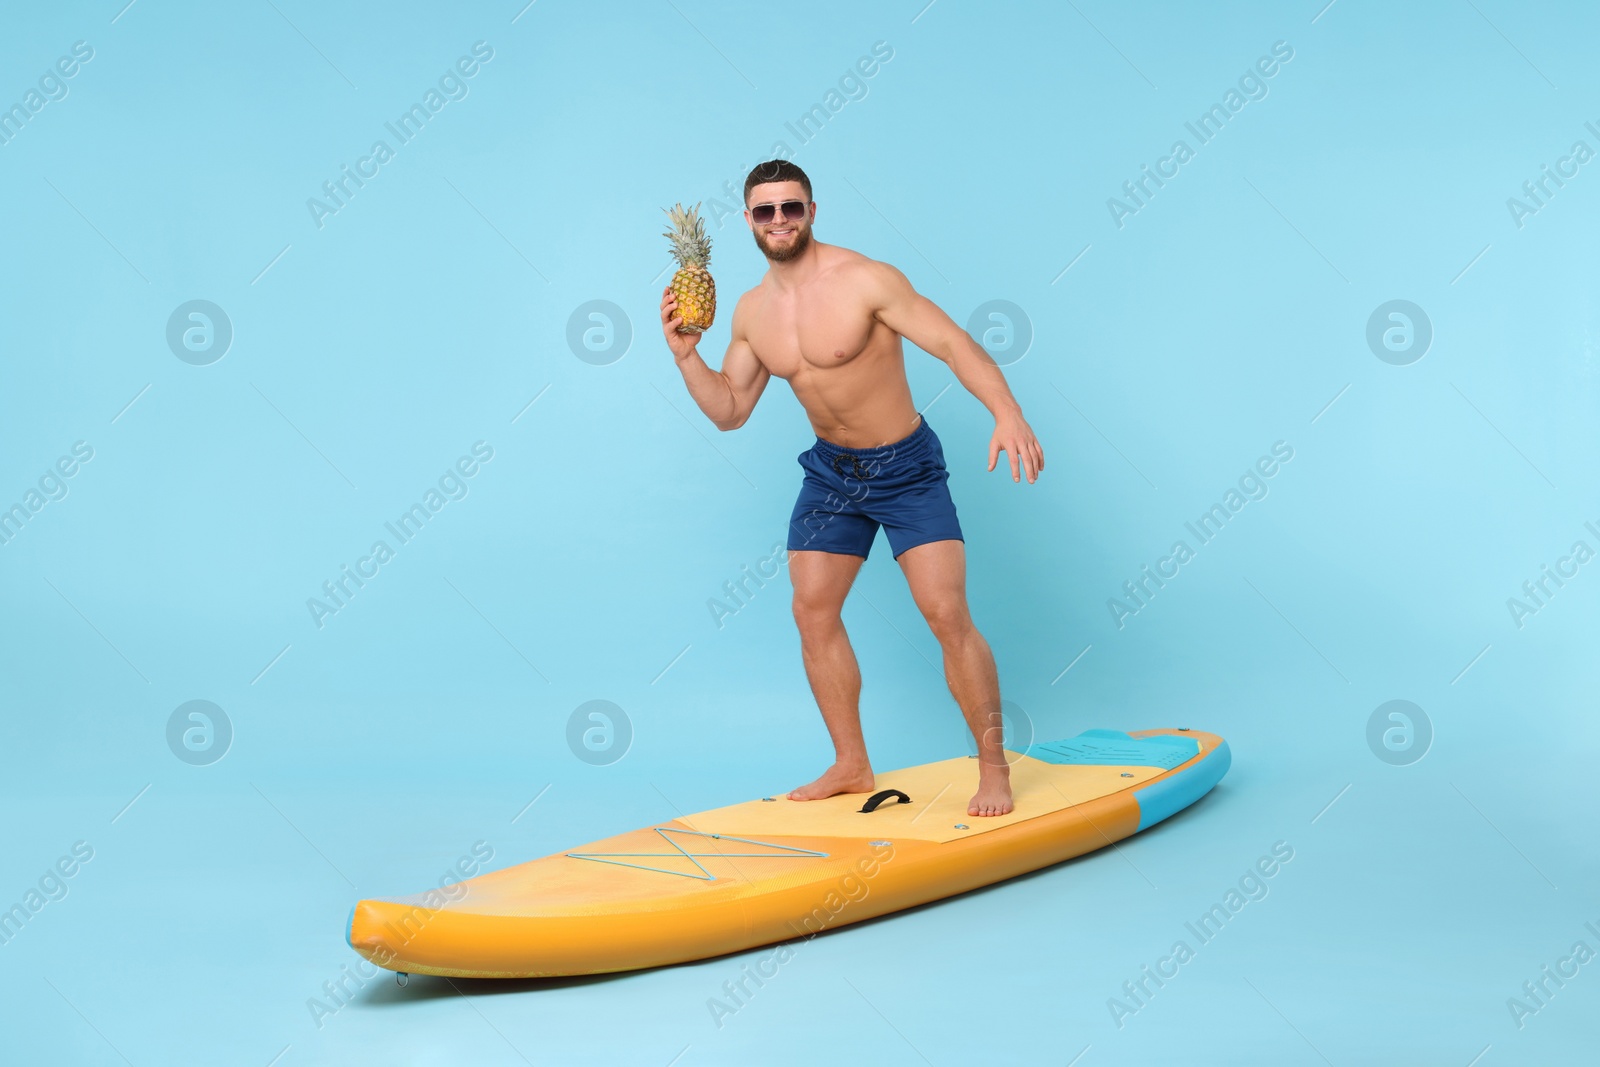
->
[661,288,771,431]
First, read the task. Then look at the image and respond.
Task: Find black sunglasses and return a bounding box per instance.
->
[750,200,808,224]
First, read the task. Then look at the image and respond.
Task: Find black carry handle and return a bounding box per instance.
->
[858,788,911,813]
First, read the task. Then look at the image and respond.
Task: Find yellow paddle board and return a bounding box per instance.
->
[347,727,1230,978]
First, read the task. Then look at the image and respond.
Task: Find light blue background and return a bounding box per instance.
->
[3,1,1597,1064]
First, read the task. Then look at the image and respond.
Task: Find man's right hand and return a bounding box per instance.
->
[660,287,700,362]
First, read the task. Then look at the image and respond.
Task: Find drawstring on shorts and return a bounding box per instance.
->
[830,452,875,480]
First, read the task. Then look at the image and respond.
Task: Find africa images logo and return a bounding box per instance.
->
[306,42,495,229]
[1106,41,1295,229]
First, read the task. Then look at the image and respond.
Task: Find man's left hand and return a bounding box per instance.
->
[987,412,1044,484]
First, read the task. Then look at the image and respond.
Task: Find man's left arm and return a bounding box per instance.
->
[867,261,1044,483]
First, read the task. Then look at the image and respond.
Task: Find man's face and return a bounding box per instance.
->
[746,181,814,263]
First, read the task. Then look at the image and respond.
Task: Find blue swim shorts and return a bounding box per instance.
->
[786,415,964,560]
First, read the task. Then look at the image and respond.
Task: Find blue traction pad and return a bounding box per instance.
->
[1027,729,1200,769]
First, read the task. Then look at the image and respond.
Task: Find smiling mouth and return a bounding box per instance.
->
[768,228,794,237]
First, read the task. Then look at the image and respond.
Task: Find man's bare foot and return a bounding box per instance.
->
[787,761,875,801]
[968,763,1014,816]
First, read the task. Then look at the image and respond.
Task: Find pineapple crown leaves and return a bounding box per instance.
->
[662,201,711,269]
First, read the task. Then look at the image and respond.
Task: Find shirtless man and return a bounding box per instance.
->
[660,160,1043,817]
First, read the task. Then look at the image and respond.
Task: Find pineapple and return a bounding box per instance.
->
[663,202,715,333]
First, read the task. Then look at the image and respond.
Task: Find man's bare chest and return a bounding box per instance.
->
[746,291,888,380]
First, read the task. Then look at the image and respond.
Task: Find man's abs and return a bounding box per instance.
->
[790,349,921,448]
[743,267,921,447]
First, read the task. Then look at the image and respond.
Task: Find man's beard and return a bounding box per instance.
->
[754,223,812,263]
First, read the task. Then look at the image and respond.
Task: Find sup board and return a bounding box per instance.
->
[348,727,1230,978]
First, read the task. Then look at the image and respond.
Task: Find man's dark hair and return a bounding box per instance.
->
[744,160,812,206]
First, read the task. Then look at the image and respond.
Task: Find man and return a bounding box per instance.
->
[660,160,1043,817]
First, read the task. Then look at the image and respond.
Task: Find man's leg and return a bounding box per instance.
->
[895,539,1014,816]
[786,548,875,801]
